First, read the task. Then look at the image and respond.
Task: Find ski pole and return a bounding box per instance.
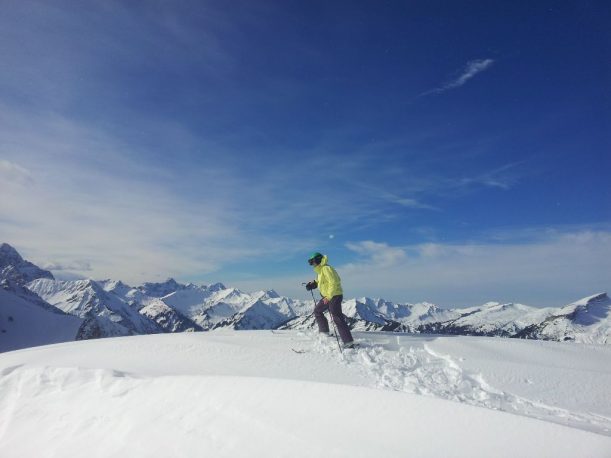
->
[302,283,342,353]
[313,290,342,354]
[324,293,343,354]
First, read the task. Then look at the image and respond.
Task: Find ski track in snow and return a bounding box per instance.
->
[294,331,611,436]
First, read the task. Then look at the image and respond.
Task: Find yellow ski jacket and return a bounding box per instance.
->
[313,255,343,299]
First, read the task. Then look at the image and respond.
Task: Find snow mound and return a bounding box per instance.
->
[0,364,608,458]
[1,332,610,457]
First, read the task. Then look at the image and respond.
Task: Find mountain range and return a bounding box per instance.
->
[1,243,609,352]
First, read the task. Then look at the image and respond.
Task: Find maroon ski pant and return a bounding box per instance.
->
[314,295,353,344]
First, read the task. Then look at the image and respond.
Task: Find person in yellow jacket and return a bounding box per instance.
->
[306,252,355,348]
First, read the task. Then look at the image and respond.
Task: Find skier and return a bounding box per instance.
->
[306,252,355,348]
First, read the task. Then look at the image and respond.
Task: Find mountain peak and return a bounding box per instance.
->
[579,292,609,306]
[265,289,280,298]
[0,243,23,262]
[207,282,226,292]
[138,278,186,298]
[559,292,610,314]
[0,243,54,284]
[141,278,180,288]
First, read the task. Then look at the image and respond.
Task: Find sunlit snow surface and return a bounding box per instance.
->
[1,331,610,457]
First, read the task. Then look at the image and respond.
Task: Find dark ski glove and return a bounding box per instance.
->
[305,281,318,291]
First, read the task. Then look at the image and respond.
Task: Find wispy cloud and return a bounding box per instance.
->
[445,59,495,90]
[0,160,32,184]
[0,106,263,283]
[225,228,611,306]
[42,260,93,272]
[456,161,525,190]
[421,59,494,96]
[345,241,407,268]
[337,230,611,307]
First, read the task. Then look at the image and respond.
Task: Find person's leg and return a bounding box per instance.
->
[328,295,354,344]
[313,299,330,333]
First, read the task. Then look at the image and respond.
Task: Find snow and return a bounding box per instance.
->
[0,288,81,353]
[1,331,610,457]
[428,336,611,420]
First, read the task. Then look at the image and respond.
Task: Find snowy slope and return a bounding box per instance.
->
[0,331,609,457]
[0,243,83,352]
[0,287,82,352]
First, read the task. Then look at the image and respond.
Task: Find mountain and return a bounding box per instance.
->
[138,299,202,333]
[27,278,163,337]
[159,285,308,330]
[515,293,611,343]
[212,296,306,330]
[281,294,610,344]
[413,301,559,337]
[2,243,610,352]
[137,278,190,297]
[287,299,437,331]
[28,277,211,338]
[0,243,82,352]
[0,243,53,285]
[26,274,309,338]
[0,243,59,313]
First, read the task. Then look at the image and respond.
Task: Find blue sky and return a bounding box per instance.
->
[1,1,609,307]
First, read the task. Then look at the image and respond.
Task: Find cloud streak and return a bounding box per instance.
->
[42,261,93,272]
[422,59,494,96]
[0,160,32,184]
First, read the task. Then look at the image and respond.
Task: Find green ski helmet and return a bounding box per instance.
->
[308,252,324,266]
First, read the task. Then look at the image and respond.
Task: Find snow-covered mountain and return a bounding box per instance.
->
[515,293,611,343]
[27,278,164,337]
[26,269,310,338]
[0,244,82,352]
[413,301,559,337]
[0,243,53,285]
[2,243,610,352]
